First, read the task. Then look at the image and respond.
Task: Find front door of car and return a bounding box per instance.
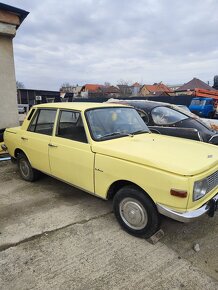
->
[21,108,57,173]
[48,109,94,193]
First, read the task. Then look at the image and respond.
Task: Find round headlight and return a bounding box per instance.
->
[193,179,208,201]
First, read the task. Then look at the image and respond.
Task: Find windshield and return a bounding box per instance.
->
[151,106,188,125]
[86,107,149,141]
[190,99,206,106]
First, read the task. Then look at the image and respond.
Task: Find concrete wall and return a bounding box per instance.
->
[0,32,19,129]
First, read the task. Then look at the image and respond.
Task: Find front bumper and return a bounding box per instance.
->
[157,193,218,223]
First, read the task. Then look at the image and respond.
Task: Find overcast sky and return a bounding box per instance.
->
[5,0,218,90]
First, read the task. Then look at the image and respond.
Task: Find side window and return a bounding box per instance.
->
[151,107,188,125]
[56,110,87,143]
[28,109,57,135]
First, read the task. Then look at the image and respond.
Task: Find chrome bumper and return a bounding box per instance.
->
[157,193,218,223]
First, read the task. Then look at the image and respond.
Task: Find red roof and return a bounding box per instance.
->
[176,78,215,92]
[142,83,173,93]
[84,84,102,92]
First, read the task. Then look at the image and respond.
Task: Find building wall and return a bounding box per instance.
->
[0,35,19,129]
[140,86,150,96]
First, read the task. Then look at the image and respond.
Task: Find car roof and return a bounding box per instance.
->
[34,102,129,111]
[109,100,170,110]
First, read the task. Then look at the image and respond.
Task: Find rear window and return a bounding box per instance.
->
[28,109,57,135]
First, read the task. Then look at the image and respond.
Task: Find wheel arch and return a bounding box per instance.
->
[107,180,154,203]
[14,148,27,159]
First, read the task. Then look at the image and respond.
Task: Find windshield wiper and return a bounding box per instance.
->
[131,129,149,135]
[99,132,133,140]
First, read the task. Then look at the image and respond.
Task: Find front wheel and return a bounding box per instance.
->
[17,153,40,182]
[113,186,160,238]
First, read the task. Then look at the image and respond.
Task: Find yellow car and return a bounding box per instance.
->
[3,103,218,238]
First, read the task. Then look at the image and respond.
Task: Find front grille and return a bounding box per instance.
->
[206,170,218,194]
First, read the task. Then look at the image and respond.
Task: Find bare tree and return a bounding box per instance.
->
[61,82,71,88]
[16,81,25,89]
[117,80,132,96]
[117,79,130,86]
[60,82,74,92]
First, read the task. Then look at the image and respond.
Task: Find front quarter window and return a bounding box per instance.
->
[86,107,149,141]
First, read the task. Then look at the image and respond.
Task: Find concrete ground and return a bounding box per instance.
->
[0,161,217,290]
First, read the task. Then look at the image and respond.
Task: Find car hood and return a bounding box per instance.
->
[91,133,218,176]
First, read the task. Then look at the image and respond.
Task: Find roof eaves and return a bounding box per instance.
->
[0,3,29,28]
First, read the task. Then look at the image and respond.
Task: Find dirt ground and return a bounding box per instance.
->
[0,161,217,290]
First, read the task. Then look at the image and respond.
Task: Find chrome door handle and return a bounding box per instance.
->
[21,137,28,141]
[48,143,58,148]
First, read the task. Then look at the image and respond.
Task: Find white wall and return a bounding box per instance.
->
[0,34,19,129]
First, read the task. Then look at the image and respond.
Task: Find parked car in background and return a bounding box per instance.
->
[18,104,29,114]
[189,97,216,118]
[2,103,218,238]
[18,104,25,114]
[107,99,218,145]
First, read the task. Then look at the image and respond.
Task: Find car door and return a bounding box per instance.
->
[48,109,94,193]
[20,108,57,173]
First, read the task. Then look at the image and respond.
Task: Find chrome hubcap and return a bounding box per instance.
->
[20,160,30,177]
[119,198,148,230]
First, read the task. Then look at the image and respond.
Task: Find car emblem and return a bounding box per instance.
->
[207,154,213,158]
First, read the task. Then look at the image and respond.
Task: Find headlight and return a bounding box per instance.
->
[193,179,208,201]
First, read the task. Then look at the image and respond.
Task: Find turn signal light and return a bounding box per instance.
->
[170,189,187,198]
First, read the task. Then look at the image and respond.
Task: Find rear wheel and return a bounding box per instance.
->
[17,153,40,182]
[113,186,160,238]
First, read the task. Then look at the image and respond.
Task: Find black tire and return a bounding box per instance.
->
[0,128,5,143]
[17,153,40,182]
[208,112,214,119]
[11,157,17,164]
[113,186,160,238]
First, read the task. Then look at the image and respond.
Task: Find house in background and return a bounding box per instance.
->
[80,84,121,98]
[60,85,85,98]
[72,85,83,98]
[168,84,183,91]
[100,85,120,98]
[80,84,103,98]
[130,82,142,96]
[117,84,132,97]
[175,78,215,95]
[139,82,173,97]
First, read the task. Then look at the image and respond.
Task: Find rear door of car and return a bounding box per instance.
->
[21,108,57,173]
[48,109,94,193]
